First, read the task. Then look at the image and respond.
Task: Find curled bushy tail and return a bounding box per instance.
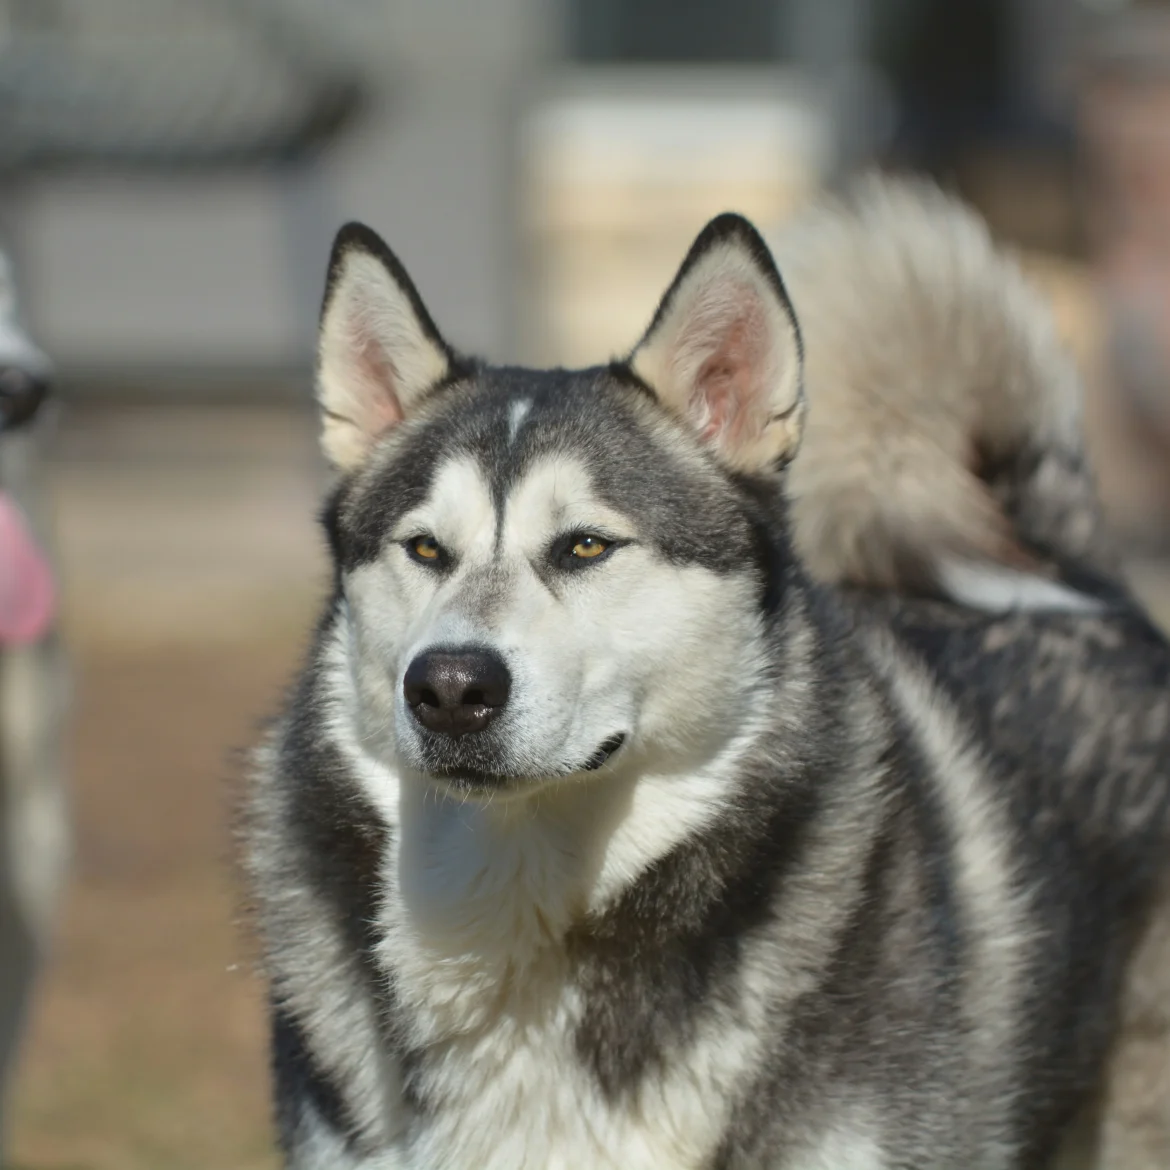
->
[774,175,1113,609]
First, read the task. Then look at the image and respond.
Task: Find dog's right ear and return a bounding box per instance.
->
[316,223,454,471]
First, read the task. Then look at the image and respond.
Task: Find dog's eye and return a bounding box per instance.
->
[407,535,444,564]
[571,535,610,559]
[556,532,620,570]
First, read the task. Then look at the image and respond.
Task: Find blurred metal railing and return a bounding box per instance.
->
[0,0,370,172]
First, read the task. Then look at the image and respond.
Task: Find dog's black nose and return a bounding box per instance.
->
[0,367,49,430]
[403,648,511,738]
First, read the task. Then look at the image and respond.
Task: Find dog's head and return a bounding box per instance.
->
[318,215,804,797]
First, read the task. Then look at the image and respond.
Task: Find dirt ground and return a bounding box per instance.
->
[8,402,329,1170]
[6,388,1170,1170]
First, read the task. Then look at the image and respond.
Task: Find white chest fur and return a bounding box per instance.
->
[368,781,745,1170]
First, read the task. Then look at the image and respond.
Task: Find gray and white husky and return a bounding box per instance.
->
[241,176,1170,1169]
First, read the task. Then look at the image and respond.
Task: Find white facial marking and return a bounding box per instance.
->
[507,397,533,445]
[391,455,497,553]
[500,456,636,553]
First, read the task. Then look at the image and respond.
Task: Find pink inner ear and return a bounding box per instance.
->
[694,301,767,445]
[355,329,404,432]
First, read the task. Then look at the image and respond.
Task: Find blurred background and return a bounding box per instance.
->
[1,0,1170,1166]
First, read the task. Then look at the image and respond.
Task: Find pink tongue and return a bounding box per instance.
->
[0,492,54,644]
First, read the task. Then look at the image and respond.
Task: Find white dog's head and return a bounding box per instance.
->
[316,216,804,797]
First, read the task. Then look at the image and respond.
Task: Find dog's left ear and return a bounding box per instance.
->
[316,222,455,472]
[629,213,804,471]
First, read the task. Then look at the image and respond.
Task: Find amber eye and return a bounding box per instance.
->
[409,535,442,563]
[571,535,610,559]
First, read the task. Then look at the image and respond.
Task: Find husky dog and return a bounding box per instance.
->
[241,177,1170,1169]
[0,248,66,1154]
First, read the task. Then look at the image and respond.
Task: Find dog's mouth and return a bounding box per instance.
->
[425,732,628,793]
[582,733,626,771]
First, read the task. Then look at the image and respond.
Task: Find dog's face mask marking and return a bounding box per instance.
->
[316,215,803,796]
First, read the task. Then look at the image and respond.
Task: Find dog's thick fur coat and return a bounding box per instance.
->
[241,177,1170,1169]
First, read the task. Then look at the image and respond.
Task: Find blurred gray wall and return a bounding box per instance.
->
[13,0,555,387]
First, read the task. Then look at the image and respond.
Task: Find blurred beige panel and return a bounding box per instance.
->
[518,69,835,366]
[1020,250,1170,590]
[1017,252,1130,515]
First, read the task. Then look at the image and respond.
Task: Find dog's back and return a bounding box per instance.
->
[777,177,1170,1168]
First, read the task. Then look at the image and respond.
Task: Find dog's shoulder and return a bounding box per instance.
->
[843,588,1170,869]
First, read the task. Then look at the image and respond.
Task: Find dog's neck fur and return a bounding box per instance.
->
[393,737,763,941]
